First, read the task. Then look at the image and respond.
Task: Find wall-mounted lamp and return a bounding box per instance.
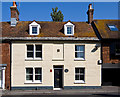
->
[95,44,100,50]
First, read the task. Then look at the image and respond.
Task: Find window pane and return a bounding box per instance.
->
[32,27,37,34]
[75,45,84,51]
[26,68,33,81]
[35,68,42,81]
[26,75,33,80]
[80,68,84,73]
[36,45,42,51]
[35,68,41,74]
[27,52,33,58]
[80,75,84,80]
[35,75,41,80]
[75,52,84,58]
[27,45,33,51]
[108,25,118,31]
[26,68,33,74]
[67,27,72,34]
[75,68,79,73]
[75,75,79,80]
[80,52,84,58]
[36,52,42,58]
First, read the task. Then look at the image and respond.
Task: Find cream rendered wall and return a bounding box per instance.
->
[11,41,101,87]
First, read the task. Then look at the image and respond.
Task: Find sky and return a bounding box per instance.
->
[1,2,119,22]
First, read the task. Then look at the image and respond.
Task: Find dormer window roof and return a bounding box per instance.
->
[64,21,75,36]
[29,21,41,35]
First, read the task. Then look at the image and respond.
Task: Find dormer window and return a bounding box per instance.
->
[29,21,41,35]
[64,22,75,36]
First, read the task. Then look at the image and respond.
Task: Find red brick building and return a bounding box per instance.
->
[92,20,120,86]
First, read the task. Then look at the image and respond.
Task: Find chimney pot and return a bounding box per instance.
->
[89,4,92,9]
[13,1,17,7]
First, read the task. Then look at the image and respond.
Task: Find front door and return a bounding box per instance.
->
[54,66,63,88]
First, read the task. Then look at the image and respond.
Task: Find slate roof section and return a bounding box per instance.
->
[93,20,120,39]
[0,21,97,38]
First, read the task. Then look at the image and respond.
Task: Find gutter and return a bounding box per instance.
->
[0,37,99,41]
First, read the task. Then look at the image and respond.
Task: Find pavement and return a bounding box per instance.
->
[0,86,120,96]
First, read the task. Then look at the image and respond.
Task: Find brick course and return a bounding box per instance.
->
[102,43,120,64]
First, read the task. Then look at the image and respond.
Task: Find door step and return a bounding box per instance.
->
[53,88,63,90]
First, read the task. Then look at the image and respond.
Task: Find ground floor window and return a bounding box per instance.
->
[75,68,85,83]
[26,67,42,83]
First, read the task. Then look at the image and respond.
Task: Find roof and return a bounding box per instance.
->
[93,20,120,39]
[0,21,97,40]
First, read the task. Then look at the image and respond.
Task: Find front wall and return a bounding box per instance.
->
[0,43,11,90]
[12,41,101,88]
[102,43,120,64]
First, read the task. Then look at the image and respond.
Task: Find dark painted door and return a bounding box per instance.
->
[54,69,63,88]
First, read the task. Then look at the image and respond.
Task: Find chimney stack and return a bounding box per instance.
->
[87,4,94,24]
[10,1,19,26]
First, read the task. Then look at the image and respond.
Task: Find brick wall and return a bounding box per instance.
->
[102,43,120,64]
[0,43,11,90]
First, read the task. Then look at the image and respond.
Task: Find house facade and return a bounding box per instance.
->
[2,2,119,90]
[92,20,120,86]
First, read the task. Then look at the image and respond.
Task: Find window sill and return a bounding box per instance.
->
[74,58,85,61]
[65,34,74,36]
[24,82,42,84]
[30,34,39,35]
[25,58,43,61]
[52,58,64,61]
[74,81,85,84]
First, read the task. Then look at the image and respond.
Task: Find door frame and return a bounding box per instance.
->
[53,66,64,90]
[0,66,6,89]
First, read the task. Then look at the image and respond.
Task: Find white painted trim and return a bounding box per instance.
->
[64,22,75,36]
[29,21,41,35]
[0,67,6,90]
[53,88,62,90]
[74,58,85,61]
[74,80,85,84]
[1,37,99,41]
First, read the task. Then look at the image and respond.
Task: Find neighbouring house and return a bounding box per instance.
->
[92,20,120,86]
[0,2,110,90]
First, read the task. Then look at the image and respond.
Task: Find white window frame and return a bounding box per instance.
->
[25,67,42,83]
[75,45,85,60]
[64,22,75,36]
[26,68,33,83]
[75,68,85,83]
[26,44,42,60]
[35,68,42,83]
[29,21,41,35]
